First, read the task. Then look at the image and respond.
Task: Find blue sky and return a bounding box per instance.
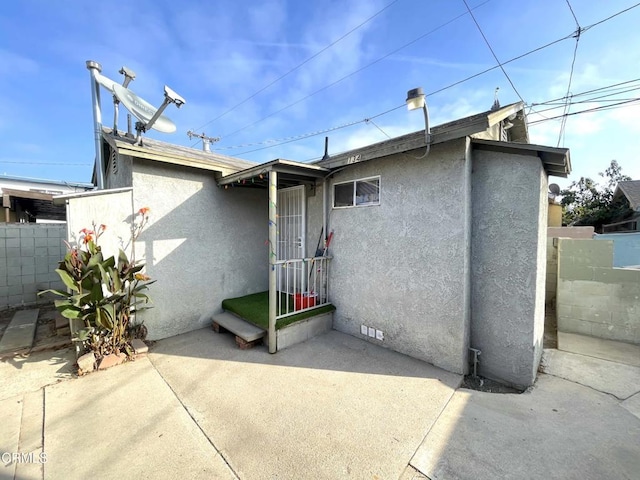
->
[1,0,639,187]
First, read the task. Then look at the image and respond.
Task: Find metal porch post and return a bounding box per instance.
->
[268,170,277,353]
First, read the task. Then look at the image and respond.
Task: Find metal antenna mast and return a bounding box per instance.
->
[187,131,220,152]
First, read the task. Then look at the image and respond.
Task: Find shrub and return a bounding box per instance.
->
[41,208,154,360]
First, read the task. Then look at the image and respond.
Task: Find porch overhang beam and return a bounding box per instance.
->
[217,159,329,187]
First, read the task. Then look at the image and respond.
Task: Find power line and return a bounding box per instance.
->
[214,1,640,145]
[528,98,640,125]
[366,118,391,139]
[191,0,401,134]
[531,78,640,106]
[565,0,580,28]
[462,0,525,103]
[557,27,582,146]
[220,0,495,140]
[233,104,404,156]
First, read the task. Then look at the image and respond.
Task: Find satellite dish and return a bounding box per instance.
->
[549,183,561,196]
[94,71,117,91]
[111,83,177,133]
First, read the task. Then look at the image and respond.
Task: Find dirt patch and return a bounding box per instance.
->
[462,375,523,394]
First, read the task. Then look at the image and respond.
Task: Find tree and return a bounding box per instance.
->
[560,160,632,231]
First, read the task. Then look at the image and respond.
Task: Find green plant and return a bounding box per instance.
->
[40,208,154,359]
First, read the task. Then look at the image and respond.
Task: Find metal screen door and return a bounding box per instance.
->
[277,185,306,293]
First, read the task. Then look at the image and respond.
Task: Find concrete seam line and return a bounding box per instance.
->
[407,381,461,470]
[539,371,628,401]
[43,387,47,480]
[146,356,240,479]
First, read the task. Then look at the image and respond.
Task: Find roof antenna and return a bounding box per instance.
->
[187,131,220,152]
[321,136,330,161]
[112,66,136,136]
[491,87,500,111]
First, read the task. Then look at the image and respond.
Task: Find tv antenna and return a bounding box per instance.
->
[549,183,561,199]
[187,131,220,152]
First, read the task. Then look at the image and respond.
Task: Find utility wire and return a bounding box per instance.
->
[207,0,640,158]
[216,1,640,144]
[528,98,640,125]
[557,24,582,146]
[565,0,580,28]
[191,0,401,134]
[461,0,525,103]
[366,118,392,138]
[233,104,404,156]
[531,78,640,105]
[220,76,640,157]
[220,0,494,140]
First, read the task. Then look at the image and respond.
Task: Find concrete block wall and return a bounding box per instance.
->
[557,238,640,345]
[0,224,67,308]
[546,226,595,306]
[546,238,558,305]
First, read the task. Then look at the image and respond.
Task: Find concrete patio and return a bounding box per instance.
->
[1,327,639,479]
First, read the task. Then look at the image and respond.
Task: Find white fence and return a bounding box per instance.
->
[275,256,330,319]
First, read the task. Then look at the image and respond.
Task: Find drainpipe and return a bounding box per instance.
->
[86,60,105,189]
[268,170,278,353]
[463,137,473,374]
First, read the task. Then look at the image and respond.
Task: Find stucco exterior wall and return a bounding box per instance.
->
[557,239,640,344]
[471,150,548,388]
[131,160,267,340]
[66,189,135,257]
[326,139,469,374]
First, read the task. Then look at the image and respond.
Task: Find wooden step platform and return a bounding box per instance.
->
[212,311,266,350]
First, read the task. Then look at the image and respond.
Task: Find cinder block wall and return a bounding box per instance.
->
[557,238,640,345]
[546,238,558,306]
[546,227,595,306]
[0,224,67,308]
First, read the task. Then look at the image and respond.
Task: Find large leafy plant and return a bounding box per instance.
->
[42,208,154,359]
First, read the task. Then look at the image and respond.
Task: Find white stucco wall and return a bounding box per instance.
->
[131,159,268,340]
[324,139,470,374]
[470,150,548,388]
[66,189,135,256]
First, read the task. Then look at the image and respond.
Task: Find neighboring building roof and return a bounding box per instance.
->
[101,128,256,176]
[0,174,93,191]
[613,180,640,211]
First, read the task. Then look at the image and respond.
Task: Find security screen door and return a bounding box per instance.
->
[277,185,306,293]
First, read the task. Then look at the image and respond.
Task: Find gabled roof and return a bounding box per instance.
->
[317,102,529,170]
[614,180,640,211]
[102,128,256,176]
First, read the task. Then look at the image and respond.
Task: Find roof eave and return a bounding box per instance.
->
[471,138,571,178]
[217,159,330,186]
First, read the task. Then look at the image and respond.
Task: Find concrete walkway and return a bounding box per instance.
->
[1,327,640,479]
